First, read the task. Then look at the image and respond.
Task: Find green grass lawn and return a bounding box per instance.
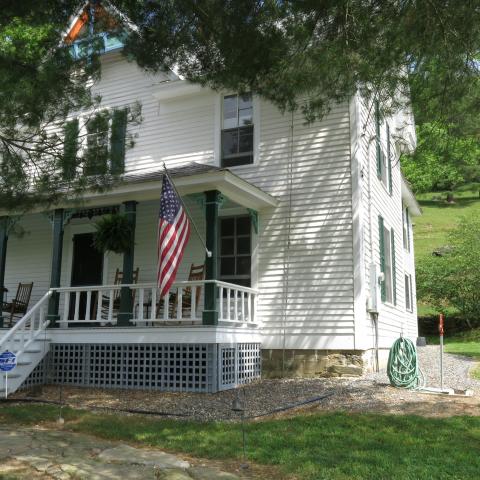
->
[1,405,480,479]
[415,187,480,260]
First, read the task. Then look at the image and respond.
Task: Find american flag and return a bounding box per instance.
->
[157,174,191,297]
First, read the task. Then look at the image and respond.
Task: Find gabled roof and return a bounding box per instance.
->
[63,1,135,44]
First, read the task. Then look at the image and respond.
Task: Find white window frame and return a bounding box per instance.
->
[405,273,413,312]
[382,225,394,304]
[402,205,411,252]
[214,93,260,168]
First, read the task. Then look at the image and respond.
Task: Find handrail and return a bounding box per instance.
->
[53,280,259,295]
[0,291,52,347]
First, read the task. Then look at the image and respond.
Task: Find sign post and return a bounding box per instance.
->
[439,313,445,391]
[0,350,17,399]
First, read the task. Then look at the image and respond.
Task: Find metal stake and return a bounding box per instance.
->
[439,313,445,391]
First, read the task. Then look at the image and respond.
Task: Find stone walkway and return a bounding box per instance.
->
[0,426,240,480]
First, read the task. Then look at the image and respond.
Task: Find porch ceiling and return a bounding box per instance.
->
[69,163,277,211]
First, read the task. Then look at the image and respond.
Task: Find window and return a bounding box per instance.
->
[379,216,396,305]
[221,93,254,167]
[375,101,392,193]
[402,206,411,252]
[61,109,128,179]
[405,273,413,312]
[219,216,251,287]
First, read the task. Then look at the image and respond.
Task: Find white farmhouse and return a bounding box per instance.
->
[0,3,420,393]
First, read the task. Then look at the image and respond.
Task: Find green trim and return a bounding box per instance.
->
[110,108,128,174]
[387,123,392,195]
[118,201,137,326]
[375,100,382,179]
[391,227,396,305]
[61,119,79,180]
[0,217,8,327]
[378,215,386,302]
[47,209,65,327]
[247,208,258,234]
[203,190,221,326]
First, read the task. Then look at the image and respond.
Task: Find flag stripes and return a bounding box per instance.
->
[157,175,191,297]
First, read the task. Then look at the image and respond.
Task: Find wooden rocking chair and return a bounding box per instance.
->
[2,282,33,327]
[157,263,205,321]
[94,268,139,321]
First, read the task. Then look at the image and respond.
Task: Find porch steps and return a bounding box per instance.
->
[1,337,50,396]
[0,291,53,397]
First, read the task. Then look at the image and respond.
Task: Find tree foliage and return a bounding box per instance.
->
[0,1,140,212]
[402,123,480,192]
[119,0,480,122]
[1,1,480,209]
[417,215,480,328]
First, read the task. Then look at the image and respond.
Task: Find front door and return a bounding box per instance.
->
[70,233,103,320]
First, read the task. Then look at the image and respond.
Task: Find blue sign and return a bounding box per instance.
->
[0,351,16,372]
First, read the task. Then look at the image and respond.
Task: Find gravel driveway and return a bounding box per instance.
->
[368,344,480,391]
[10,344,480,421]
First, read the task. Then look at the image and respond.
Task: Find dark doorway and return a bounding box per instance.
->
[69,232,103,321]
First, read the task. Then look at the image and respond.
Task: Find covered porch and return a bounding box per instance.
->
[0,164,276,331]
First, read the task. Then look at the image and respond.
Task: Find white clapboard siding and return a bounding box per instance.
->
[91,53,356,350]
[355,95,418,349]
[3,214,53,307]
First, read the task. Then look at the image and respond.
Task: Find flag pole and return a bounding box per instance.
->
[162,163,212,258]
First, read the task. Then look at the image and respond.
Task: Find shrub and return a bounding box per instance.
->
[417,214,480,328]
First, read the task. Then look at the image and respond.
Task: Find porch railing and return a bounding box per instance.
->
[53,280,258,327]
[0,291,51,354]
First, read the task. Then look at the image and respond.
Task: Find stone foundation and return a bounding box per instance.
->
[261,349,368,378]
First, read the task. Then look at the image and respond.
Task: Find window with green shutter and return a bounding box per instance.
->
[379,215,395,304]
[84,111,110,176]
[61,119,79,180]
[375,100,382,179]
[391,227,396,305]
[110,108,128,174]
[378,215,386,302]
[387,122,393,195]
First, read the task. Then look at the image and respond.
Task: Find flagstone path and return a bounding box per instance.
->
[0,426,240,480]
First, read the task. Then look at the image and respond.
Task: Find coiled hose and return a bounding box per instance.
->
[387,337,425,389]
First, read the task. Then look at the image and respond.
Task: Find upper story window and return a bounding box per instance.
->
[375,101,393,195]
[402,206,411,252]
[221,93,254,167]
[61,108,128,180]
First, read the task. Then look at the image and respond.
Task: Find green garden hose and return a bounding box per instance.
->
[387,337,424,389]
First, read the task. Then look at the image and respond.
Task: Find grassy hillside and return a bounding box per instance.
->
[414,186,480,317]
[414,186,480,260]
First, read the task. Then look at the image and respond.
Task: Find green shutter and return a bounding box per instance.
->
[391,227,397,305]
[378,215,386,302]
[375,100,382,179]
[84,112,109,176]
[61,119,79,180]
[387,122,392,194]
[110,108,128,174]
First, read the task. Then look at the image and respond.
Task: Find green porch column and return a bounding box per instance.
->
[117,200,137,326]
[202,190,221,325]
[0,217,9,328]
[47,209,65,327]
